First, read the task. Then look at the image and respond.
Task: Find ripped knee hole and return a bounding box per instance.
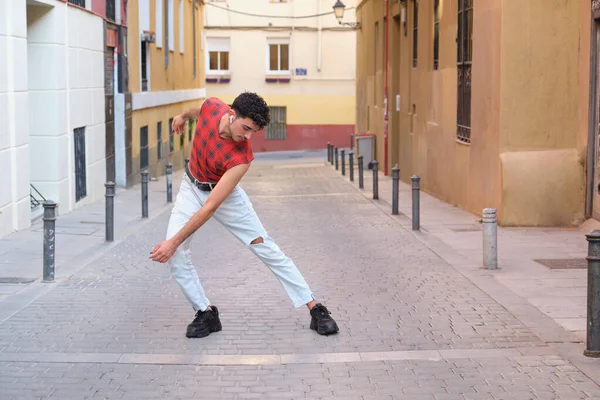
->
[250,237,264,245]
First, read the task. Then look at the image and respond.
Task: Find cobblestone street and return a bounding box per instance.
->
[1,158,600,399]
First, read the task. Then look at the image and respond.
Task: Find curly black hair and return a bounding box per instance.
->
[231,92,271,129]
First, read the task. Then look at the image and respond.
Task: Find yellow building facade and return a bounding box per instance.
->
[126,0,205,184]
[203,0,357,152]
[356,0,595,227]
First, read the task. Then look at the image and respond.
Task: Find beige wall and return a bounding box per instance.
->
[356,0,590,227]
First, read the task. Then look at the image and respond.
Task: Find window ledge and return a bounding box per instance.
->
[265,75,291,83]
[206,74,231,84]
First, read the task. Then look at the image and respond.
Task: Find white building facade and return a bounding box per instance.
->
[0,0,106,238]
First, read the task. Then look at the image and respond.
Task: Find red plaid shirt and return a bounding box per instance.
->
[188,97,254,183]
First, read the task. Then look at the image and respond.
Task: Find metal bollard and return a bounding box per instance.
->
[349,151,354,182]
[335,148,339,170]
[141,170,149,218]
[482,208,498,269]
[105,182,115,242]
[42,201,57,282]
[411,176,421,231]
[166,163,173,203]
[350,134,354,150]
[327,143,331,163]
[372,160,379,199]
[341,149,346,176]
[585,230,600,357]
[358,155,364,189]
[330,145,334,166]
[392,165,400,215]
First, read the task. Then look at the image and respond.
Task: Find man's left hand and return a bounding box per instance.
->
[150,239,178,263]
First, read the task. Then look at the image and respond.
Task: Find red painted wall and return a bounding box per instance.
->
[250,124,355,153]
[91,0,105,16]
[89,0,126,25]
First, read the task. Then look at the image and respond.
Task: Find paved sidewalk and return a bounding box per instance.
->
[1,154,600,399]
[0,169,185,308]
[332,154,591,342]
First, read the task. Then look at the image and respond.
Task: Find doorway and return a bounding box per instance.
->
[588,19,600,219]
[390,15,401,170]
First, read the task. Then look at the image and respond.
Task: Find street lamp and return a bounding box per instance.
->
[332,1,360,29]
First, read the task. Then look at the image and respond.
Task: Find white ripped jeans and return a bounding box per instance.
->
[166,174,316,312]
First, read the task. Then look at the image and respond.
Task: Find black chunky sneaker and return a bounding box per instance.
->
[186,306,222,338]
[310,303,339,335]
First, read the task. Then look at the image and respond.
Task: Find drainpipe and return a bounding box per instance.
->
[383,0,389,175]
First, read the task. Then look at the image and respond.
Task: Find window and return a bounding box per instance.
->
[266,107,287,140]
[156,0,163,48]
[267,39,289,74]
[457,0,473,143]
[140,126,149,170]
[73,127,87,202]
[374,21,379,73]
[413,0,418,68]
[193,0,197,77]
[168,0,175,51]
[169,118,174,152]
[206,37,230,74]
[157,122,163,160]
[107,0,116,21]
[433,0,439,70]
[141,40,149,91]
[179,0,184,53]
[68,0,86,7]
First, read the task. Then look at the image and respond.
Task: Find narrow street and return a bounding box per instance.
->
[1,157,599,399]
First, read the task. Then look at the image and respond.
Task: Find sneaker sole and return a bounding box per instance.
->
[186,322,222,338]
[310,319,339,335]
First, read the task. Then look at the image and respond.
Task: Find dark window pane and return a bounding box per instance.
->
[220,52,229,70]
[209,51,219,70]
[269,44,279,70]
[280,44,289,70]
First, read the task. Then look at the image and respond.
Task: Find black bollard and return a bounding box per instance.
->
[335,148,339,170]
[392,165,400,215]
[341,149,346,176]
[350,133,354,150]
[327,143,331,163]
[42,201,57,282]
[585,230,600,357]
[330,145,334,166]
[358,155,364,189]
[166,163,173,203]
[141,170,149,218]
[105,182,115,242]
[349,151,354,182]
[411,175,421,231]
[372,160,379,200]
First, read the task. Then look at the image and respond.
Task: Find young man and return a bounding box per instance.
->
[150,92,339,338]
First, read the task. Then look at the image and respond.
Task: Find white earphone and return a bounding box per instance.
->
[229,115,234,124]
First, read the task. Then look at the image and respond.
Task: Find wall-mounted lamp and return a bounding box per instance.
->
[332,1,361,29]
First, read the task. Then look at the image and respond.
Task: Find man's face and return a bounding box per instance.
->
[231,116,261,142]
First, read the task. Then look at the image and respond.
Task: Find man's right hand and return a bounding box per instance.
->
[171,114,187,135]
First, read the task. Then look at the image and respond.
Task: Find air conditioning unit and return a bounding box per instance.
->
[141,31,156,43]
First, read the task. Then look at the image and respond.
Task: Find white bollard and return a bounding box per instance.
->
[482,208,498,270]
